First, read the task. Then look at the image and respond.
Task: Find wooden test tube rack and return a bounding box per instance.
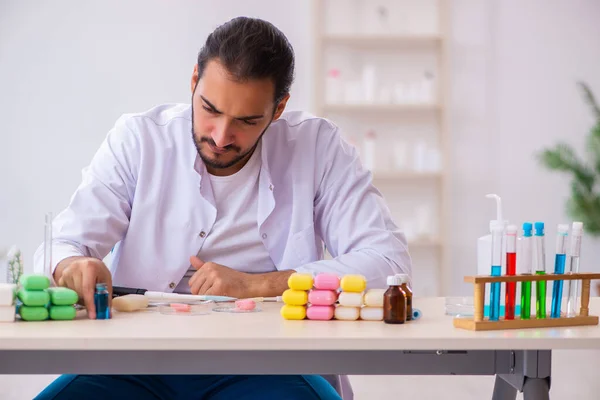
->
[453,273,600,331]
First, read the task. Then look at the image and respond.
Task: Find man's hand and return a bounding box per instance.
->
[188,256,258,298]
[54,256,113,319]
[188,256,295,298]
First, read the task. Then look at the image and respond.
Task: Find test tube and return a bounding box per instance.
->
[95,283,111,320]
[43,212,53,279]
[504,225,517,320]
[520,222,533,320]
[550,224,569,318]
[534,222,547,319]
[566,222,583,317]
[489,225,503,321]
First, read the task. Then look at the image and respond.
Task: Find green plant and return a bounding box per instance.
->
[537,82,600,236]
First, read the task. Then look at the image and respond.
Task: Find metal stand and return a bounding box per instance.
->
[492,350,551,400]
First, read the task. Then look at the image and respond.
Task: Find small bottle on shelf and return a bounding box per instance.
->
[383,275,406,324]
[362,130,377,172]
[325,68,342,105]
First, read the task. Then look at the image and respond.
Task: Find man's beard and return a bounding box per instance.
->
[191,103,272,170]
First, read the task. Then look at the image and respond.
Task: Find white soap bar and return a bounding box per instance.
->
[112,294,149,312]
[334,306,360,321]
[0,305,16,322]
[360,306,383,321]
[338,292,363,307]
[363,289,385,307]
[0,283,16,306]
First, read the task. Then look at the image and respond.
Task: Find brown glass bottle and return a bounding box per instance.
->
[399,275,413,321]
[383,276,407,324]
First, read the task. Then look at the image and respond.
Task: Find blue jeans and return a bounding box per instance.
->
[34,374,342,400]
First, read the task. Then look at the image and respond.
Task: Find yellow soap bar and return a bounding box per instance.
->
[282,289,308,306]
[280,304,307,320]
[340,274,366,292]
[287,273,314,291]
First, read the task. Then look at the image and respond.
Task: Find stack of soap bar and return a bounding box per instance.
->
[0,283,17,322]
[360,288,385,321]
[281,273,313,320]
[18,275,51,321]
[47,287,78,320]
[17,275,79,321]
[335,274,366,321]
[306,273,339,320]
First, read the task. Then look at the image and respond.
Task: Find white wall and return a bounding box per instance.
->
[448,0,600,295]
[1,0,599,296]
[0,0,313,269]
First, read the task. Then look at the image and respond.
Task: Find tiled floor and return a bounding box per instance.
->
[2,350,599,399]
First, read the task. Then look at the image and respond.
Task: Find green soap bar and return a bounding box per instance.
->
[49,305,76,320]
[47,287,79,305]
[19,274,50,290]
[19,306,49,321]
[17,289,50,306]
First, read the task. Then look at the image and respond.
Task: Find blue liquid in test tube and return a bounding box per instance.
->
[551,224,568,318]
[94,283,111,320]
[489,225,504,321]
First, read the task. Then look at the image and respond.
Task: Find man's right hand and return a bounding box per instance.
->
[53,256,113,319]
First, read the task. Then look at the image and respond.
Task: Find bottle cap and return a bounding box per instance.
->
[522,222,533,237]
[395,274,409,284]
[572,221,583,235]
[506,225,517,235]
[534,222,544,236]
[95,283,107,291]
[387,275,402,286]
[557,224,569,235]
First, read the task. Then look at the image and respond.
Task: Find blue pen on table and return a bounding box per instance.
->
[550,224,569,318]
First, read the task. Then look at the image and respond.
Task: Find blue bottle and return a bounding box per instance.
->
[94,283,111,319]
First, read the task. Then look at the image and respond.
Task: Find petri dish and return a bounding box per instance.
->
[158,301,213,316]
[445,297,474,317]
[212,302,262,313]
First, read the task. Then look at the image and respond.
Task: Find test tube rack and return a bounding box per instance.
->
[453,272,600,331]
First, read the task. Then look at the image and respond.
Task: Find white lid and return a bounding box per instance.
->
[572,221,583,235]
[387,275,403,286]
[506,225,517,234]
[557,224,569,234]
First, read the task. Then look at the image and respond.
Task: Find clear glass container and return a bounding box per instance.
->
[445,297,474,317]
[212,303,262,313]
[158,301,213,316]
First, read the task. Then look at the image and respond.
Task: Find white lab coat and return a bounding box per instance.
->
[34,103,412,399]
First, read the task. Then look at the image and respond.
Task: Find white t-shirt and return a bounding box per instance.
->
[174,143,275,294]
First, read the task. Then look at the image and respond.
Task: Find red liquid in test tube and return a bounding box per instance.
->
[505,225,518,320]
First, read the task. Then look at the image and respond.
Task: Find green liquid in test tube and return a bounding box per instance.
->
[519,222,533,320]
[534,222,547,319]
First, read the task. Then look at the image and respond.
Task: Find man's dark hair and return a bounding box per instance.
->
[197,17,295,104]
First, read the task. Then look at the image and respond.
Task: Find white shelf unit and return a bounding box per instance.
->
[311,0,451,296]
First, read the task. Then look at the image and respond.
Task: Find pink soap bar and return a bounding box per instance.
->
[308,290,338,306]
[170,303,191,312]
[235,299,256,311]
[306,305,335,320]
[314,273,340,290]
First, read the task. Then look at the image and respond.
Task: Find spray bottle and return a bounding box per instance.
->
[477,194,508,317]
